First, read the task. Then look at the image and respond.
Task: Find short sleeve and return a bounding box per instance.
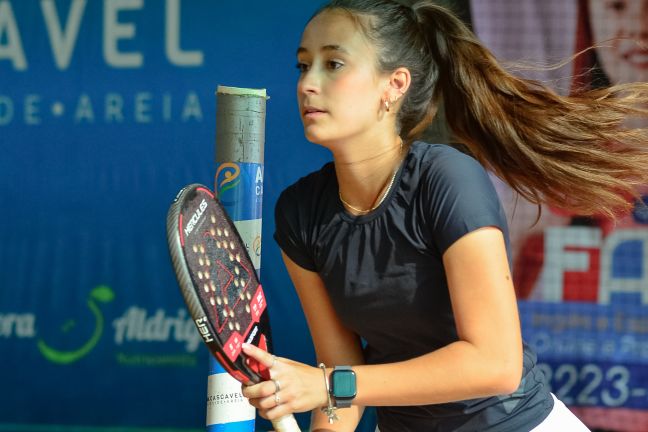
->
[273,186,318,272]
[423,148,508,255]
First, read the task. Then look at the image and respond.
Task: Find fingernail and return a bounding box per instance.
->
[242,343,251,350]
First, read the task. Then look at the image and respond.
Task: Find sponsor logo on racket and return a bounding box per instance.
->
[195,316,214,343]
[246,324,258,345]
[184,198,207,237]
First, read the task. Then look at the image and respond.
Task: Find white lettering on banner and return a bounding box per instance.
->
[104,0,144,68]
[24,94,41,125]
[535,362,647,408]
[619,335,648,359]
[541,227,601,303]
[206,373,255,424]
[105,92,124,122]
[74,93,95,123]
[539,227,648,305]
[135,92,152,123]
[181,91,202,121]
[112,307,202,352]
[0,91,203,125]
[1,308,202,355]
[165,0,203,66]
[0,313,36,338]
[0,0,204,71]
[255,166,263,196]
[41,0,86,70]
[0,0,27,70]
[0,95,14,125]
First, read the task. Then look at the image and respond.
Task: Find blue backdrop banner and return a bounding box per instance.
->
[0,1,335,430]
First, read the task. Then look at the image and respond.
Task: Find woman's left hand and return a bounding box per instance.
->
[240,343,328,421]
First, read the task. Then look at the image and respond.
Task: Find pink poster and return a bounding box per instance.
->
[472,1,648,430]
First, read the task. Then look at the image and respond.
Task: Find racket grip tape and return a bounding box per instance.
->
[272,414,301,432]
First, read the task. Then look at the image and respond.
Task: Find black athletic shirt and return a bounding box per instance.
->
[274,142,553,431]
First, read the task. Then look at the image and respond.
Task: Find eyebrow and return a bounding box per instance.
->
[296,45,350,56]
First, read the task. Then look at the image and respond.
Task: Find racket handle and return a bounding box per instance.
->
[272,414,300,432]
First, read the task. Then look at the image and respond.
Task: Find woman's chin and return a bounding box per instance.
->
[303,129,329,145]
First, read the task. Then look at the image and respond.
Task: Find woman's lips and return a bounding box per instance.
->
[303,107,328,119]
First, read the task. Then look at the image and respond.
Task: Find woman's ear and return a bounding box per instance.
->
[390,67,411,96]
[383,67,411,108]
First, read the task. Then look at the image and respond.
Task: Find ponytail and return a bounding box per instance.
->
[319,0,648,218]
[412,3,648,218]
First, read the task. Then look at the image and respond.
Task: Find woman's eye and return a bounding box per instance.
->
[296,62,310,73]
[327,60,343,70]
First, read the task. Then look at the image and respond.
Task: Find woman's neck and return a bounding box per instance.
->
[333,135,404,215]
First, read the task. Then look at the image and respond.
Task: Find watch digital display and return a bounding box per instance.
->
[331,369,357,398]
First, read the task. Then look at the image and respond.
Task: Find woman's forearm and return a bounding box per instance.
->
[309,339,520,429]
[353,340,522,407]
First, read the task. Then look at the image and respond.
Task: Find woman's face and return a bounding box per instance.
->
[589,0,648,84]
[295,10,388,147]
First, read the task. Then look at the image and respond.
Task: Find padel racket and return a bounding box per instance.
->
[166,183,300,432]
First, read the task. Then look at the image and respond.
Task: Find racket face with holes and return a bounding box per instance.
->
[166,184,271,385]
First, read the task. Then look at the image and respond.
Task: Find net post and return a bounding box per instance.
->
[206,86,268,432]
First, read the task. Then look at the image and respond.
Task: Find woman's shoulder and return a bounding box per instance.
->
[274,161,338,251]
[282,162,335,198]
[411,139,475,157]
[410,141,487,180]
[277,161,336,208]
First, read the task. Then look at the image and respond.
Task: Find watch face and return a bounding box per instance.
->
[332,370,357,399]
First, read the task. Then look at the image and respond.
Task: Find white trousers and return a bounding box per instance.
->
[374,394,591,432]
[530,394,591,432]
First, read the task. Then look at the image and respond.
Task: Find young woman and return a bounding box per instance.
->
[241,1,648,430]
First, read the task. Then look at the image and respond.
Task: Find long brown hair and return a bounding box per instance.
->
[318,0,648,218]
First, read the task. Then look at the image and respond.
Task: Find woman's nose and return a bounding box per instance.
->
[298,71,321,95]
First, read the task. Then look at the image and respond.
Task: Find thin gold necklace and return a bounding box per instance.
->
[339,165,399,215]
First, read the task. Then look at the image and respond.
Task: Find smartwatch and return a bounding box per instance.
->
[330,366,357,408]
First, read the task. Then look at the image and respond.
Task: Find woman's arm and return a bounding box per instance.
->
[350,226,523,406]
[242,252,365,432]
[283,252,366,431]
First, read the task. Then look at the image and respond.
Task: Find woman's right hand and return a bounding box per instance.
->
[241,343,329,421]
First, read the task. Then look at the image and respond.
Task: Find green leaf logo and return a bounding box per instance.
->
[37,285,115,365]
[91,285,115,303]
